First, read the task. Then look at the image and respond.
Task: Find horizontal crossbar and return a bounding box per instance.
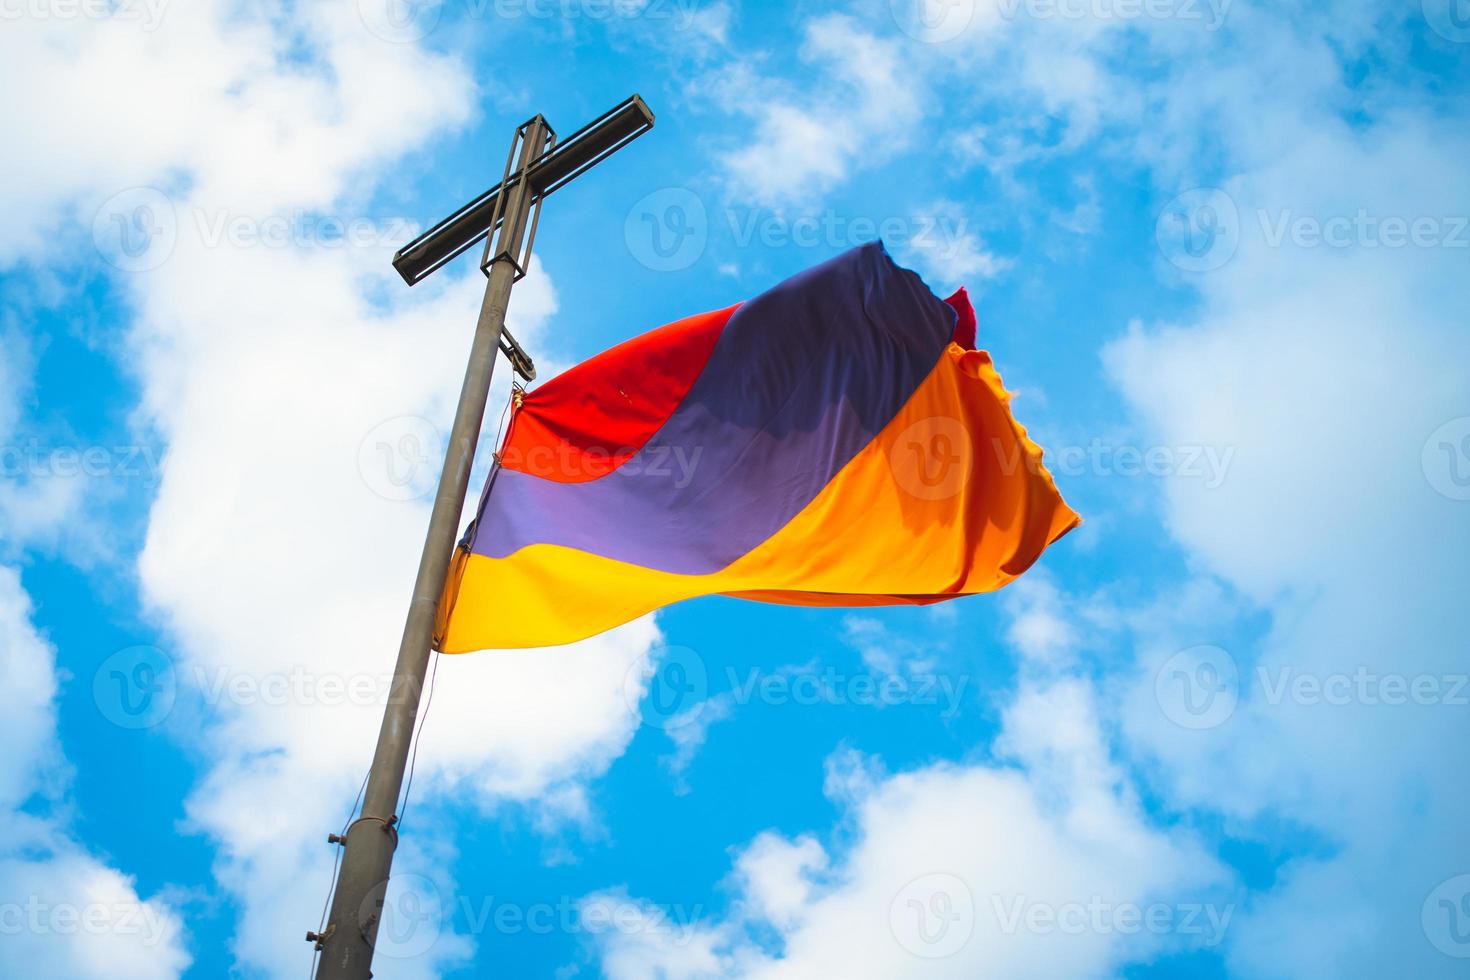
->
[392,95,655,286]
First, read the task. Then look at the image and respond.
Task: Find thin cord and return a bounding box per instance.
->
[309,768,370,977]
[490,384,515,454]
[397,646,440,833]
[397,385,515,832]
[310,384,518,975]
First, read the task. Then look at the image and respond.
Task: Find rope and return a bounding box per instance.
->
[395,646,439,834]
[398,383,517,832]
[308,768,369,977]
[309,383,520,974]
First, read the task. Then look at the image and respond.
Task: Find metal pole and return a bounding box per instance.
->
[313,117,549,980]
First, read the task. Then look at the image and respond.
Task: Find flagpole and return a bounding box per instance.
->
[311,117,549,980]
[309,96,655,979]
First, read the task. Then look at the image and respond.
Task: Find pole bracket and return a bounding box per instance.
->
[499,327,536,382]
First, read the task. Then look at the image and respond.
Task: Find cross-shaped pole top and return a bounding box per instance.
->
[394,95,653,287]
[391,94,654,381]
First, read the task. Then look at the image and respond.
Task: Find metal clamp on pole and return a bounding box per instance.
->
[498,326,536,381]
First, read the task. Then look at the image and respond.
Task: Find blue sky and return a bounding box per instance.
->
[1,1,1468,977]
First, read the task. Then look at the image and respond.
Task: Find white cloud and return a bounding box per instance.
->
[0,2,473,264]
[899,206,1009,285]
[129,155,659,980]
[904,4,1470,968]
[1001,576,1079,668]
[0,467,89,556]
[0,328,183,980]
[0,4,666,976]
[0,566,190,978]
[1101,57,1470,980]
[0,566,60,813]
[841,614,940,676]
[731,833,828,932]
[583,592,1231,979]
[0,829,191,980]
[0,334,95,556]
[7,4,1464,978]
[585,685,1231,978]
[662,693,737,791]
[579,889,731,979]
[709,15,923,205]
[847,23,1470,978]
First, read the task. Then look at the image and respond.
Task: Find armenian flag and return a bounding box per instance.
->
[435,242,1079,652]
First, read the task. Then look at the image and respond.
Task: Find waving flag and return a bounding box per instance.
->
[435,242,1079,651]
